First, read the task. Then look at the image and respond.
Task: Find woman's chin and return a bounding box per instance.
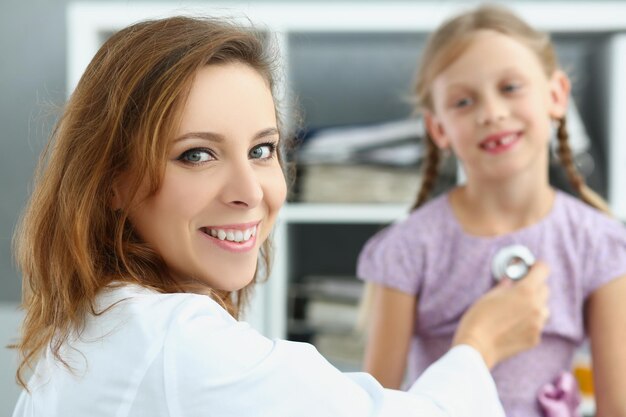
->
[200,266,258,292]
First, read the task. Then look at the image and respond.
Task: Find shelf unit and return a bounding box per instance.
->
[68,7,624,412]
[68,0,626,337]
[257,203,408,340]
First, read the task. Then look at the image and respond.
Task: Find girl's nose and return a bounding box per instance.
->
[476,94,508,125]
[221,161,263,209]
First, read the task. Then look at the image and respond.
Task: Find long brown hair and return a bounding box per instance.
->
[13,16,283,388]
[411,4,609,213]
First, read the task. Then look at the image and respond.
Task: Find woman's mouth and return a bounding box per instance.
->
[199,223,259,253]
[203,225,257,243]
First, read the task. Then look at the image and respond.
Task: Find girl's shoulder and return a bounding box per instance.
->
[407,192,454,222]
[554,190,625,234]
[368,193,453,247]
[554,191,626,297]
[551,191,626,275]
[395,192,455,236]
[358,192,454,260]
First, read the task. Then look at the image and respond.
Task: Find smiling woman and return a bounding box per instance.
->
[12,14,553,417]
[113,63,286,294]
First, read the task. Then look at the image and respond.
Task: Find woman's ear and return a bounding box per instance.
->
[111,185,124,211]
[424,110,451,149]
[548,70,571,119]
[111,173,130,211]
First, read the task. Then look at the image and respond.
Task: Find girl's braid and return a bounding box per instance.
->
[556,116,584,192]
[556,117,611,214]
[412,133,441,210]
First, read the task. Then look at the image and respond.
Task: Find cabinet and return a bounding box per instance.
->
[68,0,626,334]
[68,3,625,412]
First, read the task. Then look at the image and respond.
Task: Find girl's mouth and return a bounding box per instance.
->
[479,131,521,154]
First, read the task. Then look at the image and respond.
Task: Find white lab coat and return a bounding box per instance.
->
[13,284,505,416]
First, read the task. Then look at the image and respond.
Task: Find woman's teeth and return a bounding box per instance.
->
[208,226,256,243]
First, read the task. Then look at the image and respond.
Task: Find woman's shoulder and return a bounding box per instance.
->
[91,284,236,340]
[77,284,244,371]
[114,285,278,391]
[26,284,263,413]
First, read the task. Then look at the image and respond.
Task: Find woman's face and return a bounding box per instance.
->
[123,62,286,291]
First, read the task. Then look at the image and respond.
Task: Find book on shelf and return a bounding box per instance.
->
[288,275,367,371]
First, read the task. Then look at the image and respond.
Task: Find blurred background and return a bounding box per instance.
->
[2,0,624,414]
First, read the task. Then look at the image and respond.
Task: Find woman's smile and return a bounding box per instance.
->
[199,221,260,253]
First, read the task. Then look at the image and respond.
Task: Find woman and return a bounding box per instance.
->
[12,16,549,416]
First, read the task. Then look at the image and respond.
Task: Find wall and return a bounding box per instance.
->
[1,0,66,411]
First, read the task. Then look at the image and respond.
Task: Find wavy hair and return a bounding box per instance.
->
[13,15,284,388]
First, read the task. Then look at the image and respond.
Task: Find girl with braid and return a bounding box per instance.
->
[357,5,626,417]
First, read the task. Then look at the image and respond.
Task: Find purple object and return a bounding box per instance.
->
[537,371,582,417]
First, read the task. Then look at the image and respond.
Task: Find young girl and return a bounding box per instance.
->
[11,14,551,417]
[357,5,626,417]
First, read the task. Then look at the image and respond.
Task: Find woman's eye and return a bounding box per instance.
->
[178,148,213,164]
[249,142,277,160]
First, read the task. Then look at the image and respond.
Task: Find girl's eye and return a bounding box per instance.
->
[249,142,277,160]
[453,97,473,109]
[502,82,522,93]
[178,148,213,164]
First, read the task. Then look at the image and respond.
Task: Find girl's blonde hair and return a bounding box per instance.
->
[412,4,609,213]
[13,16,283,389]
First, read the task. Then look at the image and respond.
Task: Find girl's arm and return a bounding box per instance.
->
[362,282,416,389]
[587,274,626,417]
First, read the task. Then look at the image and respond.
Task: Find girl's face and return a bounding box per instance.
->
[120,62,286,291]
[425,30,569,182]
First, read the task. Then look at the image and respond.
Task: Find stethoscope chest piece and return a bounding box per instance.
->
[491,244,535,281]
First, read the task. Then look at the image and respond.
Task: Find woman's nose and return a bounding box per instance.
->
[221,161,263,209]
[476,94,508,125]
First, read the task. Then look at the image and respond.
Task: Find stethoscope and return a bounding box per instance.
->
[491,244,535,281]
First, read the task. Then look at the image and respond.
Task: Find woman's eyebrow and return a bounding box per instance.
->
[174,127,279,143]
[256,127,279,139]
[174,131,225,143]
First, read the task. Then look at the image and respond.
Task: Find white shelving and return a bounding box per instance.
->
[68,1,626,340]
[255,203,408,336]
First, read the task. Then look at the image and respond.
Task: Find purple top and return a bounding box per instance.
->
[357,190,626,417]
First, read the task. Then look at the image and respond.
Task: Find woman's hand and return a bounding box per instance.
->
[452,261,551,369]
